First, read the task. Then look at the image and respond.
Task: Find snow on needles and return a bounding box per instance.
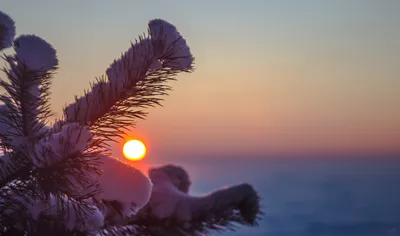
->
[65,40,155,123]
[65,19,192,124]
[106,38,156,95]
[32,123,92,167]
[106,19,193,87]
[148,19,193,70]
[145,165,259,225]
[36,194,104,231]
[0,186,105,231]
[14,35,58,71]
[0,10,16,50]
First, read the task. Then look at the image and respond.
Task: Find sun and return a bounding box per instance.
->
[123,139,147,161]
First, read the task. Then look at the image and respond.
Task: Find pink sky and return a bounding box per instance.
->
[2,1,400,160]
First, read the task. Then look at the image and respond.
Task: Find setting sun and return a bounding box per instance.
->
[123,139,147,161]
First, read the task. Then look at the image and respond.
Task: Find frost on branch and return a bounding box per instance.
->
[0,10,15,50]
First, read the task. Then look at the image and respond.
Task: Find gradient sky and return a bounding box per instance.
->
[2,1,400,160]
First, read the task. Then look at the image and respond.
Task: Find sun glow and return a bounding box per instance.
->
[123,139,147,161]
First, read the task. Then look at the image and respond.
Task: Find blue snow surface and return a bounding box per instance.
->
[179,157,400,236]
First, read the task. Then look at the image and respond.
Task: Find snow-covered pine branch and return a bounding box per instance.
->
[121,165,262,236]
[64,19,194,142]
[0,181,104,233]
[1,11,197,235]
[147,165,260,221]
[32,123,92,168]
[0,10,15,51]
[0,10,16,149]
[0,123,104,233]
[0,13,58,194]
[1,35,58,138]
[0,11,105,232]
[0,35,60,190]
[0,34,58,172]
[1,9,262,236]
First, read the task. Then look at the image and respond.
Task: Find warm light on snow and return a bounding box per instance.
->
[123,139,146,161]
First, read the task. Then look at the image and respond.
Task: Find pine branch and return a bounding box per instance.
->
[31,136,104,199]
[1,35,58,139]
[64,20,194,143]
[96,225,138,236]
[0,35,58,189]
[0,124,106,234]
[0,122,101,189]
[0,11,264,236]
[0,11,15,51]
[94,165,264,236]
[0,179,47,232]
[0,175,105,235]
[134,196,263,236]
[0,150,31,187]
[96,195,264,236]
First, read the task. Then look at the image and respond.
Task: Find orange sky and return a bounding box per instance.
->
[2,1,400,160]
